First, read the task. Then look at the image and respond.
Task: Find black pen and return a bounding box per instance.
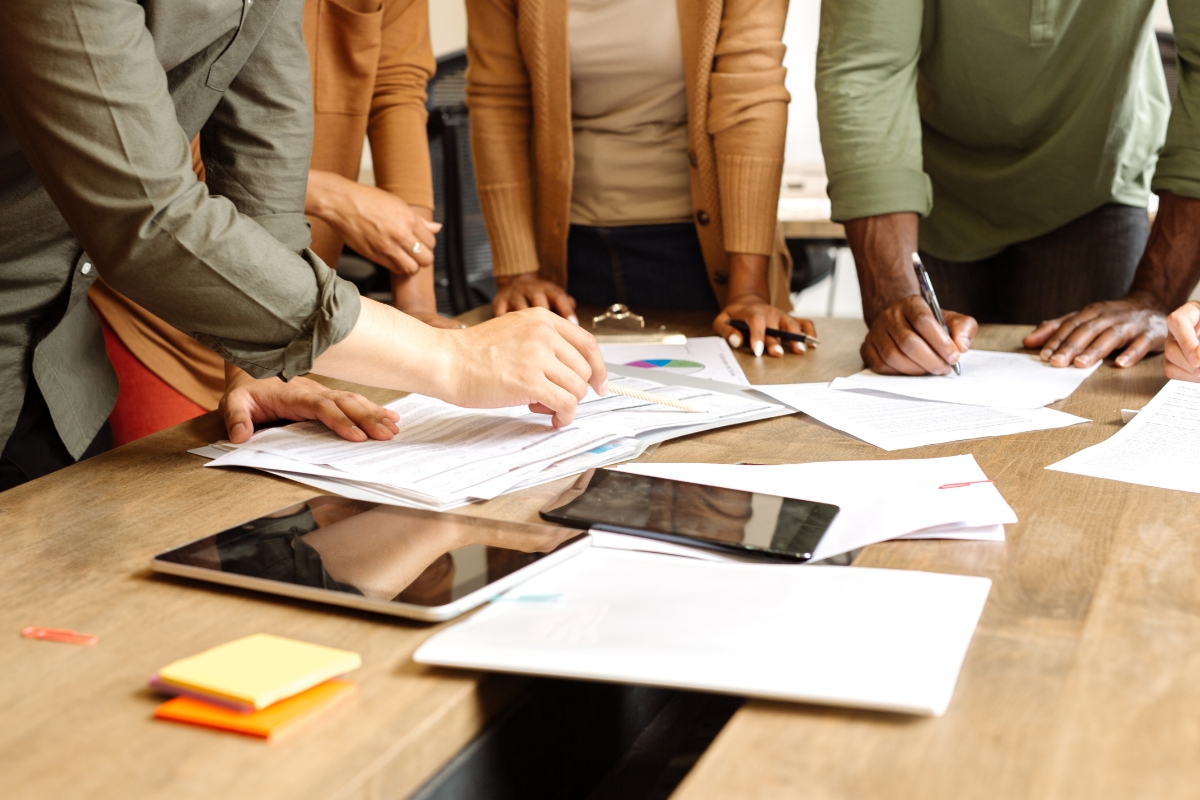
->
[911,253,962,376]
[727,319,819,347]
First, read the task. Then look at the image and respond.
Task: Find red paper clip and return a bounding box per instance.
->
[22,626,98,646]
[938,480,994,490]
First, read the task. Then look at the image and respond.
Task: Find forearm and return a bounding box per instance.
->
[844,212,921,322]
[1128,192,1200,311]
[305,169,354,229]
[313,297,453,396]
[726,253,772,302]
[392,265,438,313]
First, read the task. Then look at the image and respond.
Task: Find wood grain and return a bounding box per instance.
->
[0,312,1178,799]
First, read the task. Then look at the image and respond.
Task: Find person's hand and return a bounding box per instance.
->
[439,307,607,428]
[1022,293,1168,369]
[713,293,816,357]
[220,369,400,444]
[492,272,578,322]
[306,170,440,277]
[1164,300,1200,381]
[861,295,976,375]
[405,306,466,330]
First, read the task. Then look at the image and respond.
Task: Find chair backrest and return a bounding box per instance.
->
[427,51,496,315]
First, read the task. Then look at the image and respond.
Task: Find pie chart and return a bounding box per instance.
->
[624,358,704,375]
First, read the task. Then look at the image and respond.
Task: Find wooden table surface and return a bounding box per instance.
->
[0,312,1187,799]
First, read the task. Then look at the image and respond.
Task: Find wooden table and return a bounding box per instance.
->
[0,314,1186,799]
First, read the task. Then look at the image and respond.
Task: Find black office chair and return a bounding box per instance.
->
[427,51,496,316]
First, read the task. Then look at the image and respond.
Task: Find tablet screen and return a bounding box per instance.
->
[154,497,584,608]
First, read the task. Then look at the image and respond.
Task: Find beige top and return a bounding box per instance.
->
[567,0,694,227]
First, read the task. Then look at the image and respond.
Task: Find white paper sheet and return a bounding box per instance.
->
[1046,380,1200,494]
[755,383,1089,450]
[830,350,1100,409]
[600,336,750,386]
[415,548,992,716]
[212,375,777,508]
[614,456,1015,560]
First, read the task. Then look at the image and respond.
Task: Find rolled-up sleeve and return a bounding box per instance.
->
[1153,1,1200,200]
[0,0,360,380]
[815,0,931,223]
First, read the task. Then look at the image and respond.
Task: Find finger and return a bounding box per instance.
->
[494,295,511,316]
[746,312,768,358]
[874,328,936,376]
[544,359,591,402]
[400,236,434,269]
[945,313,978,352]
[527,291,552,311]
[529,377,580,429]
[331,392,400,439]
[221,391,256,444]
[1040,308,1103,362]
[308,397,368,442]
[413,222,438,252]
[1114,333,1155,369]
[1073,326,1129,368]
[1165,340,1197,372]
[545,311,608,393]
[775,314,805,355]
[546,285,578,324]
[1049,316,1117,367]
[508,292,530,311]
[861,338,899,375]
[422,220,443,234]
[903,299,960,367]
[1023,316,1068,349]
[1167,304,1200,367]
[385,246,422,276]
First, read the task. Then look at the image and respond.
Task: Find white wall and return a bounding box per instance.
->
[782,0,824,168]
[429,0,467,57]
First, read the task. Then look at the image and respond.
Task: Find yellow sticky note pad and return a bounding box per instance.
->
[157,634,361,711]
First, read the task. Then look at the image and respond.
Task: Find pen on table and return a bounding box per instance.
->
[726,319,819,348]
[606,384,701,413]
[911,253,962,376]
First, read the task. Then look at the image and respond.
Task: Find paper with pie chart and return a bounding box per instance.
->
[599,337,749,386]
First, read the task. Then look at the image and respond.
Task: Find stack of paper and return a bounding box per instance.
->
[613,455,1015,560]
[415,548,993,716]
[152,634,360,742]
[203,374,785,511]
[758,350,1096,450]
[1047,379,1200,494]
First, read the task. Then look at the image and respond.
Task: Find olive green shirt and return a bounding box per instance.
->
[817,0,1200,262]
[0,0,361,458]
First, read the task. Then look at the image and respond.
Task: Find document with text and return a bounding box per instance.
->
[756,382,1088,450]
[830,350,1100,409]
[1046,380,1200,494]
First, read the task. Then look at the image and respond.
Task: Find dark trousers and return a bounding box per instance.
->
[566,222,720,312]
[919,203,1150,325]
[0,380,111,492]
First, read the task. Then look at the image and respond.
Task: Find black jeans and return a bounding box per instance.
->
[566,222,720,312]
[0,380,111,492]
[919,203,1150,325]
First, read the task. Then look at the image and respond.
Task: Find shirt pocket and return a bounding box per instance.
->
[314,0,384,116]
[1029,0,1058,46]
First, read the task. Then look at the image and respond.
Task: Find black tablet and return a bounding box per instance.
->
[540,468,839,562]
[151,496,589,621]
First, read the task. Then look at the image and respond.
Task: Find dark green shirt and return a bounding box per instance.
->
[0,0,361,457]
[817,0,1200,262]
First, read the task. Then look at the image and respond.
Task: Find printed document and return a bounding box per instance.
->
[615,455,1015,559]
[600,336,749,386]
[415,548,993,716]
[831,350,1100,409]
[208,375,777,509]
[1046,380,1200,494]
[756,383,1088,450]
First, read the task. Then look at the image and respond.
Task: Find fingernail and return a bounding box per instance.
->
[351,426,365,438]
[796,341,808,353]
[947,351,959,364]
[728,332,742,349]
[752,341,764,358]
[568,315,579,325]
[230,423,245,438]
[599,380,610,397]
[770,344,783,356]
[1041,349,1053,359]
[1116,356,1129,367]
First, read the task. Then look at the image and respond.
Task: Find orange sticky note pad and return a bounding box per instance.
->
[154,679,356,743]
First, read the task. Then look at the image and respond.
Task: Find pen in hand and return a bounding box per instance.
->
[726,319,820,347]
[911,253,962,376]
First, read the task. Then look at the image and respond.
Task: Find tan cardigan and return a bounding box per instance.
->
[88,0,436,408]
[464,0,792,308]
